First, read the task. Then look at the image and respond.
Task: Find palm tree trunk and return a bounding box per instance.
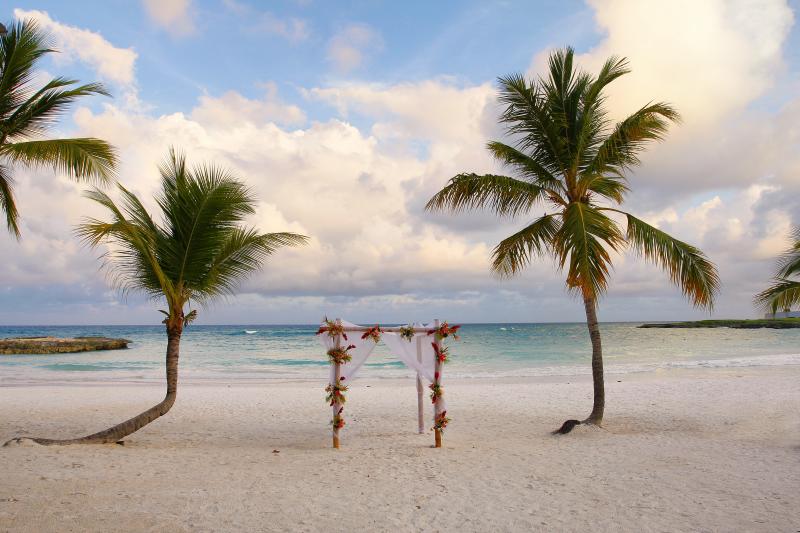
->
[4,323,183,446]
[582,292,604,425]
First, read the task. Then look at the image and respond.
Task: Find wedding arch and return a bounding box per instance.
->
[316,318,460,449]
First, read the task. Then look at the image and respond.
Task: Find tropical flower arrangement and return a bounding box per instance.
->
[360,325,382,343]
[399,324,416,342]
[432,342,449,363]
[327,344,356,364]
[429,377,443,404]
[317,318,347,340]
[433,411,450,433]
[325,377,348,406]
[427,322,461,341]
[331,407,345,429]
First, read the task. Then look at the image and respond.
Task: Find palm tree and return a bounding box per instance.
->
[426,48,719,428]
[7,149,307,445]
[1,19,116,236]
[755,226,800,315]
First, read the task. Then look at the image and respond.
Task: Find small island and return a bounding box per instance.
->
[639,319,800,329]
[0,336,131,355]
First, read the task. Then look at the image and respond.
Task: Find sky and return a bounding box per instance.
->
[1,0,799,325]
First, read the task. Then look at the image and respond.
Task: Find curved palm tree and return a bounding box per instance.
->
[1,19,116,236]
[755,226,800,314]
[7,149,307,445]
[426,48,719,428]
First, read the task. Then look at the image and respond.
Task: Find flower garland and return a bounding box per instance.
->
[325,377,348,406]
[331,406,345,429]
[398,325,416,342]
[427,321,461,341]
[327,344,356,364]
[429,373,443,404]
[316,318,347,340]
[433,410,450,433]
[360,324,382,343]
[432,342,449,363]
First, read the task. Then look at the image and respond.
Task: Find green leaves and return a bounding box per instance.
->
[1,138,117,183]
[491,214,559,278]
[585,102,680,177]
[621,212,719,309]
[755,226,800,313]
[755,280,800,314]
[0,164,19,237]
[77,149,308,318]
[0,18,116,235]
[555,203,624,298]
[425,172,546,217]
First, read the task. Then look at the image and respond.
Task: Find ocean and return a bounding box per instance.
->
[1,323,799,385]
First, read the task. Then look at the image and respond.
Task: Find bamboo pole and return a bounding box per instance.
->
[416,334,424,434]
[338,326,430,333]
[332,319,342,449]
[433,319,443,448]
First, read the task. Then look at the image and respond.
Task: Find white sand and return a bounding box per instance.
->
[1,366,798,532]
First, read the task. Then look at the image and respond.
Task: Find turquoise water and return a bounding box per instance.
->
[1,323,798,384]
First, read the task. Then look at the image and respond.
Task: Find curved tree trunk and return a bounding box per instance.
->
[4,323,183,446]
[583,292,604,425]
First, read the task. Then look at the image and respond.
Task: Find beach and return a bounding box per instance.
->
[2,365,798,532]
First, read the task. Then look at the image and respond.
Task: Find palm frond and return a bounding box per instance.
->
[491,214,559,278]
[620,211,719,309]
[496,73,569,177]
[486,140,564,193]
[775,226,800,279]
[5,81,109,140]
[198,230,308,303]
[0,164,20,237]
[554,202,624,299]
[76,185,172,302]
[0,20,54,118]
[1,138,117,183]
[584,102,680,177]
[754,279,800,314]
[425,172,546,217]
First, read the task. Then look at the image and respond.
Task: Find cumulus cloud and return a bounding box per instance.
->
[13,9,138,92]
[142,0,195,36]
[326,24,383,73]
[2,2,799,324]
[191,83,306,127]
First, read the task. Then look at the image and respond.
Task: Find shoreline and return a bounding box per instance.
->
[2,351,798,388]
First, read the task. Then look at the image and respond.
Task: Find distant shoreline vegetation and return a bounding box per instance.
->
[639,319,800,329]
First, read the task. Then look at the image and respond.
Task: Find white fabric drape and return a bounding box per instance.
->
[382,322,446,414]
[381,323,436,382]
[317,320,447,415]
[317,320,378,384]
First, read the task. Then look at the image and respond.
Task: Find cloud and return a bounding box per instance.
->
[326,24,383,73]
[256,13,310,43]
[222,1,310,43]
[191,83,306,127]
[142,0,195,36]
[2,2,800,324]
[13,9,138,91]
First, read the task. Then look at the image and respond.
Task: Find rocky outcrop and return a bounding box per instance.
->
[0,336,130,354]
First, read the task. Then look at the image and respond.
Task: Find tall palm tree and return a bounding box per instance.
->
[755,226,800,314]
[426,48,719,428]
[7,149,307,445]
[1,19,116,236]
